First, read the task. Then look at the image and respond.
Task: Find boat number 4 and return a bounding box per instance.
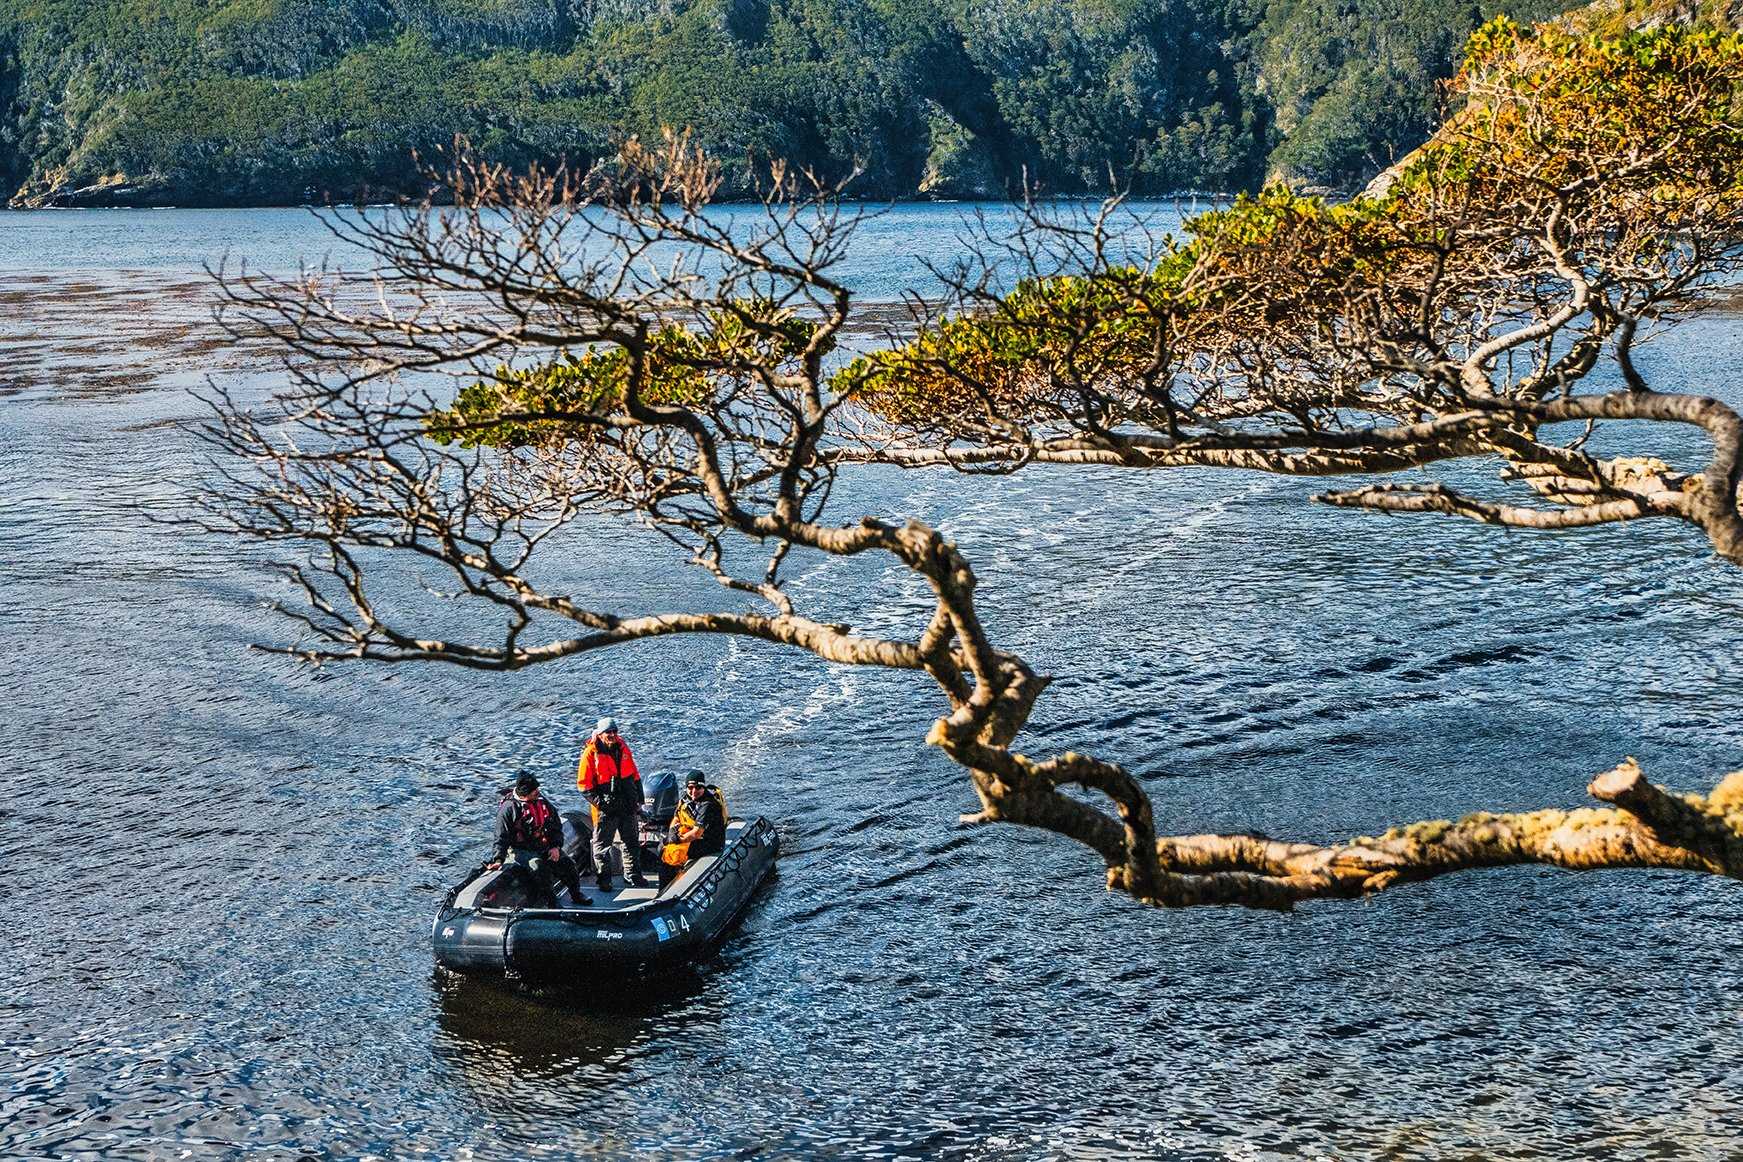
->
[651,913,693,943]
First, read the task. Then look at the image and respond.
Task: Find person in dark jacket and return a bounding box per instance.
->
[576,716,647,891]
[660,771,727,877]
[488,773,591,907]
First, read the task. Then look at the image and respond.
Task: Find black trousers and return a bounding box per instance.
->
[505,847,585,904]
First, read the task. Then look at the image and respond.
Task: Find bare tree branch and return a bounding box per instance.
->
[200,24,1743,914]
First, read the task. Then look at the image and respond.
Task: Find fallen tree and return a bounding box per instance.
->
[202,19,1743,909]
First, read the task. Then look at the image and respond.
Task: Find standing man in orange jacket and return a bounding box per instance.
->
[577,716,647,891]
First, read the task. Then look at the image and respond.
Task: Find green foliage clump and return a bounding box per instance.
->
[429,302,816,448]
[842,257,1194,427]
[844,182,1399,425]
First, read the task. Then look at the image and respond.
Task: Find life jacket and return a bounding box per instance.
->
[664,786,728,867]
[527,796,555,837]
[674,785,728,832]
[503,792,558,849]
[578,738,639,793]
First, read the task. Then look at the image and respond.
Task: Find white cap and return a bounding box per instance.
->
[594,716,619,736]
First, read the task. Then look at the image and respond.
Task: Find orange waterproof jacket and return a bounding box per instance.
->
[577,738,640,797]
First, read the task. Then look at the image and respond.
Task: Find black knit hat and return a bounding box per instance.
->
[514,772,540,796]
[685,770,707,788]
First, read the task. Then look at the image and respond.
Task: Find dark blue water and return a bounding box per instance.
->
[4,207,1743,1159]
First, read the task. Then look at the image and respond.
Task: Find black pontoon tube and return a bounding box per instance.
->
[433,816,778,978]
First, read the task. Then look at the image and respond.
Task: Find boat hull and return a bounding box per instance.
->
[433,815,779,978]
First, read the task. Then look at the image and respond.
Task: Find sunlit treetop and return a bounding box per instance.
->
[843,19,1743,443]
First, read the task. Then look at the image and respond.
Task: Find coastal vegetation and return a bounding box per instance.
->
[200,16,1743,910]
[2,0,1576,207]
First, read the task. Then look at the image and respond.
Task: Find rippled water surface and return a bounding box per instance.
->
[4,206,1743,1160]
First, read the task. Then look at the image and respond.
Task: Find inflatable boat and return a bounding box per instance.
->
[432,775,778,978]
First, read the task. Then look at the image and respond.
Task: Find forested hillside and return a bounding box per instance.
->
[0,0,1575,207]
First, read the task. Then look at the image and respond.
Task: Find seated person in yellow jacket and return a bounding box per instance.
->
[662,771,727,873]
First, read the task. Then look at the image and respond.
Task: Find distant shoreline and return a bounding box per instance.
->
[4,190,1258,214]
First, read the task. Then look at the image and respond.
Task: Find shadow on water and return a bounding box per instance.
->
[432,968,714,1082]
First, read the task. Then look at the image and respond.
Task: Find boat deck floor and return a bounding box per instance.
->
[567,882,663,912]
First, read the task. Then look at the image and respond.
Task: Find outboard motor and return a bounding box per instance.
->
[635,768,680,873]
[640,768,679,830]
